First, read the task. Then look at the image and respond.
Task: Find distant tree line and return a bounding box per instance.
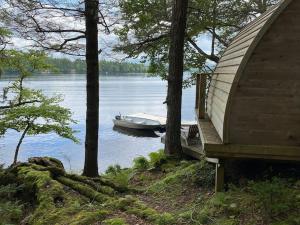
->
[3,57,148,74]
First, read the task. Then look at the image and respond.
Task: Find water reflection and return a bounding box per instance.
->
[113,126,161,138]
[0,74,195,172]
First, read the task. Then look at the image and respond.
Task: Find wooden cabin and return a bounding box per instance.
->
[194,0,300,191]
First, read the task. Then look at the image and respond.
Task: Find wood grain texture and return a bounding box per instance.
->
[227,0,300,147]
[205,0,293,143]
[196,0,300,161]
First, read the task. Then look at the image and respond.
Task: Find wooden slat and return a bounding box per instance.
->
[223,39,253,56]
[210,80,232,93]
[207,105,224,138]
[208,87,229,104]
[217,56,244,68]
[233,4,279,41]
[227,29,261,52]
[213,74,235,84]
[207,93,227,113]
[214,65,239,74]
[198,74,206,119]
[219,48,248,62]
[195,112,222,146]
[205,144,300,161]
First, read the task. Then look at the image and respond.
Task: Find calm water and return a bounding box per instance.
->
[0,74,195,173]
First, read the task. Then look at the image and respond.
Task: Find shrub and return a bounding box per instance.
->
[148,150,167,169]
[133,156,150,171]
[106,164,122,175]
[250,178,296,221]
[0,200,24,224]
[0,183,25,224]
[192,160,215,188]
[105,165,133,190]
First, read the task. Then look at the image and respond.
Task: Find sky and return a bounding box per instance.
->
[4,0,212,63]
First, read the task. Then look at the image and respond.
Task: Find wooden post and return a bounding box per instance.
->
[215,160,225,192]
[195,74,200,109]
[197,74,207,119]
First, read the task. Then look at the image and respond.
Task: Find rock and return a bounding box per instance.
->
[28,157,65,170]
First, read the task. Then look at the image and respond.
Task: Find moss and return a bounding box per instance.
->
[2,156,300,225]
[69,210,109,225]
[147,161,213,194]
[0,200,24,224]
[66,173,116,196]
[103,218,128,225]
[56,176,109,202]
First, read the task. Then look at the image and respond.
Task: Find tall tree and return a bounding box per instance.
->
[2,0,114,176]
[83,0,100,177]
[164,0,188,155]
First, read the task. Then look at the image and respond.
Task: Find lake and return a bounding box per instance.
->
[0,73,195,173]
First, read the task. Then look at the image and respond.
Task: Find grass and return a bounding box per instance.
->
[0,152,299,225]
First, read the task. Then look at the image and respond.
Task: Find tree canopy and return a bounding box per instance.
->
[115,0,279,82]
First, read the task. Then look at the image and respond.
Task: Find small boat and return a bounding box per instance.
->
[113,126,160,138]
[113,115,163,130]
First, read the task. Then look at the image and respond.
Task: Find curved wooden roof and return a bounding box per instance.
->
[207,0,296,144]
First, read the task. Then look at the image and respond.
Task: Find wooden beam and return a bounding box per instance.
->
[195,74,200,109]
[205,144,300,161]
[215,160,225,192]
[198,74,207,119]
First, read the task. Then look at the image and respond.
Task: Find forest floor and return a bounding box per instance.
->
[0,151,300,225]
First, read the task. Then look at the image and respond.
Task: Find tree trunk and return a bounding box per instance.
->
[164,0,188,155]
[13,124,30,164]
[83,0,100,177]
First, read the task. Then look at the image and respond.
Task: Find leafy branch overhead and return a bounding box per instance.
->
[114,0,279,82]
[0,86,78,142]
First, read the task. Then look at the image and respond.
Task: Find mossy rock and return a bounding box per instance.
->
[28,157,65,170]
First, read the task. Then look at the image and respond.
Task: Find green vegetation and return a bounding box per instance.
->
[0,51,78,164]
[1,151,298,225]
[115,0,279,84]
[2,58,148,75]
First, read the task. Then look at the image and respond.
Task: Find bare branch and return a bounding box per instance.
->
[187,37,219,63]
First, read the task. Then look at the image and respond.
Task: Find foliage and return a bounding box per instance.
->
[147,160,214,194]
[0,200,24,224]
[0,50,78,164]
[102,218,128,225]
[1,155,300,225]
[133,156,150,171]
[250,178,299,221]
[115,0,279,84]
[2,58,149,75]
[105,165,133,190]
[0,50,52,75]
[148,149,167,168]
[0,176,26,225]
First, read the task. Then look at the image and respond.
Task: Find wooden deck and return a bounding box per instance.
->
[195,111,300,161]
[195,110,222,147]
[161,133,204,159]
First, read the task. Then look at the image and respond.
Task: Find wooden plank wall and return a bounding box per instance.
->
[227,0,300,146]
[206,4,280,141]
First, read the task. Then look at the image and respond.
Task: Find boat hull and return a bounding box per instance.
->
[113,119,163,130]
